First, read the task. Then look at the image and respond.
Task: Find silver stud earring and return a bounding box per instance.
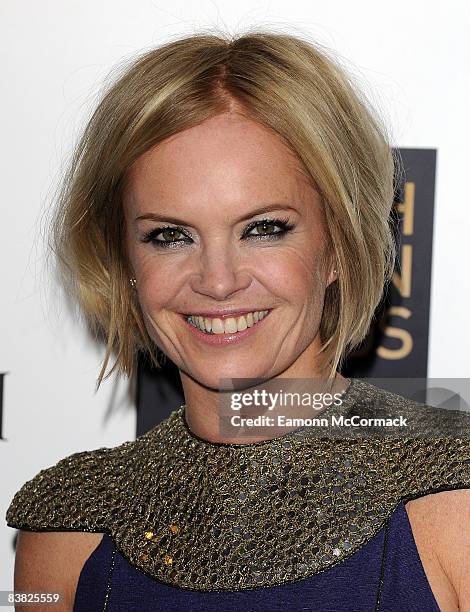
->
[129,277,137,288]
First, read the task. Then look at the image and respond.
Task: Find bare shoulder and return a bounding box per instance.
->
[405,488,470,612]
[14,530,104,611]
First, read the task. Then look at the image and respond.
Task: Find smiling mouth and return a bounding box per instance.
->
[184,309,272,335]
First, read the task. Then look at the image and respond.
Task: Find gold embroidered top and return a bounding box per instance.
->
[5,378,470,591]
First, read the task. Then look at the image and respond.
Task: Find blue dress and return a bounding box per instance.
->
[73,500,439,611]
[7,379,469,612]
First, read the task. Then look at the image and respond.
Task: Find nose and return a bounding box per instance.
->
[189,241,252,300]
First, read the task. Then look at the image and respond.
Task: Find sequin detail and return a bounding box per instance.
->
[5,379,470,591]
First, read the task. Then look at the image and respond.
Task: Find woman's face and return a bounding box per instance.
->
[123,112,337,389]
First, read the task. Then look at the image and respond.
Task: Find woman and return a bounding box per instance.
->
[6,30,470,611]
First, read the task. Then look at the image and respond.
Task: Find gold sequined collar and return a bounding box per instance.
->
[6,378,470,591]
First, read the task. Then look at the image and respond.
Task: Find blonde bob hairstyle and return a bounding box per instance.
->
[49,28,398,390]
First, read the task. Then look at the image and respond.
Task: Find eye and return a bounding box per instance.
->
[141,225,191,248]
[242,217,295,240]
[140,216,295,249]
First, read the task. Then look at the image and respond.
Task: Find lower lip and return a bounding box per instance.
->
[180,311,273,346]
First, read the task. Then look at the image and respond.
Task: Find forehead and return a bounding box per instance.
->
[123,113,319,217]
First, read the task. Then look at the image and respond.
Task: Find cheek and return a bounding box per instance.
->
[136,256,182,310]
[132,240,328,312]
[260,246,327,301]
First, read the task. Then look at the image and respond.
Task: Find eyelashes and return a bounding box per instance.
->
[140,217,295,249]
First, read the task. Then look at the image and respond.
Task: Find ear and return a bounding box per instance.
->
[323,241,338,288]
[325,261,338,288]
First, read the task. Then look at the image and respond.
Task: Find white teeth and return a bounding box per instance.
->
[212,318,225,334]
[223,318,238,334]
[237,316,247,331]
[187,310,269,334]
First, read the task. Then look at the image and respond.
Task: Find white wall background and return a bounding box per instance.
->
[1,0,469,592]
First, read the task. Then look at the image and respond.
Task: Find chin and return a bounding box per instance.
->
[192,363,272,391]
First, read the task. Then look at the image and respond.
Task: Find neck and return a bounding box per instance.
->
[179,369,350,445]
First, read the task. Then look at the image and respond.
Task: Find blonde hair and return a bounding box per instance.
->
[49,28,398,390]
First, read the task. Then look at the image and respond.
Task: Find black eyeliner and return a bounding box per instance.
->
[141,216,295,248]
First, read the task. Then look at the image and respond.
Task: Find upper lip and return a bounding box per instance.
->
[181,308,272,320]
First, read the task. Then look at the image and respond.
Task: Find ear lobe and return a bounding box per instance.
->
[326,267,338,287]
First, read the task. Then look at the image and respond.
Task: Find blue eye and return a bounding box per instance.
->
[141,217,295,249]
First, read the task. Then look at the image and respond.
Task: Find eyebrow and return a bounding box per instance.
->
[135,203,298,225]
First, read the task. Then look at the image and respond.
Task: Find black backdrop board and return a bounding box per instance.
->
[342,148,436,400]
[136,356,183,437]
[136,148,437,436]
